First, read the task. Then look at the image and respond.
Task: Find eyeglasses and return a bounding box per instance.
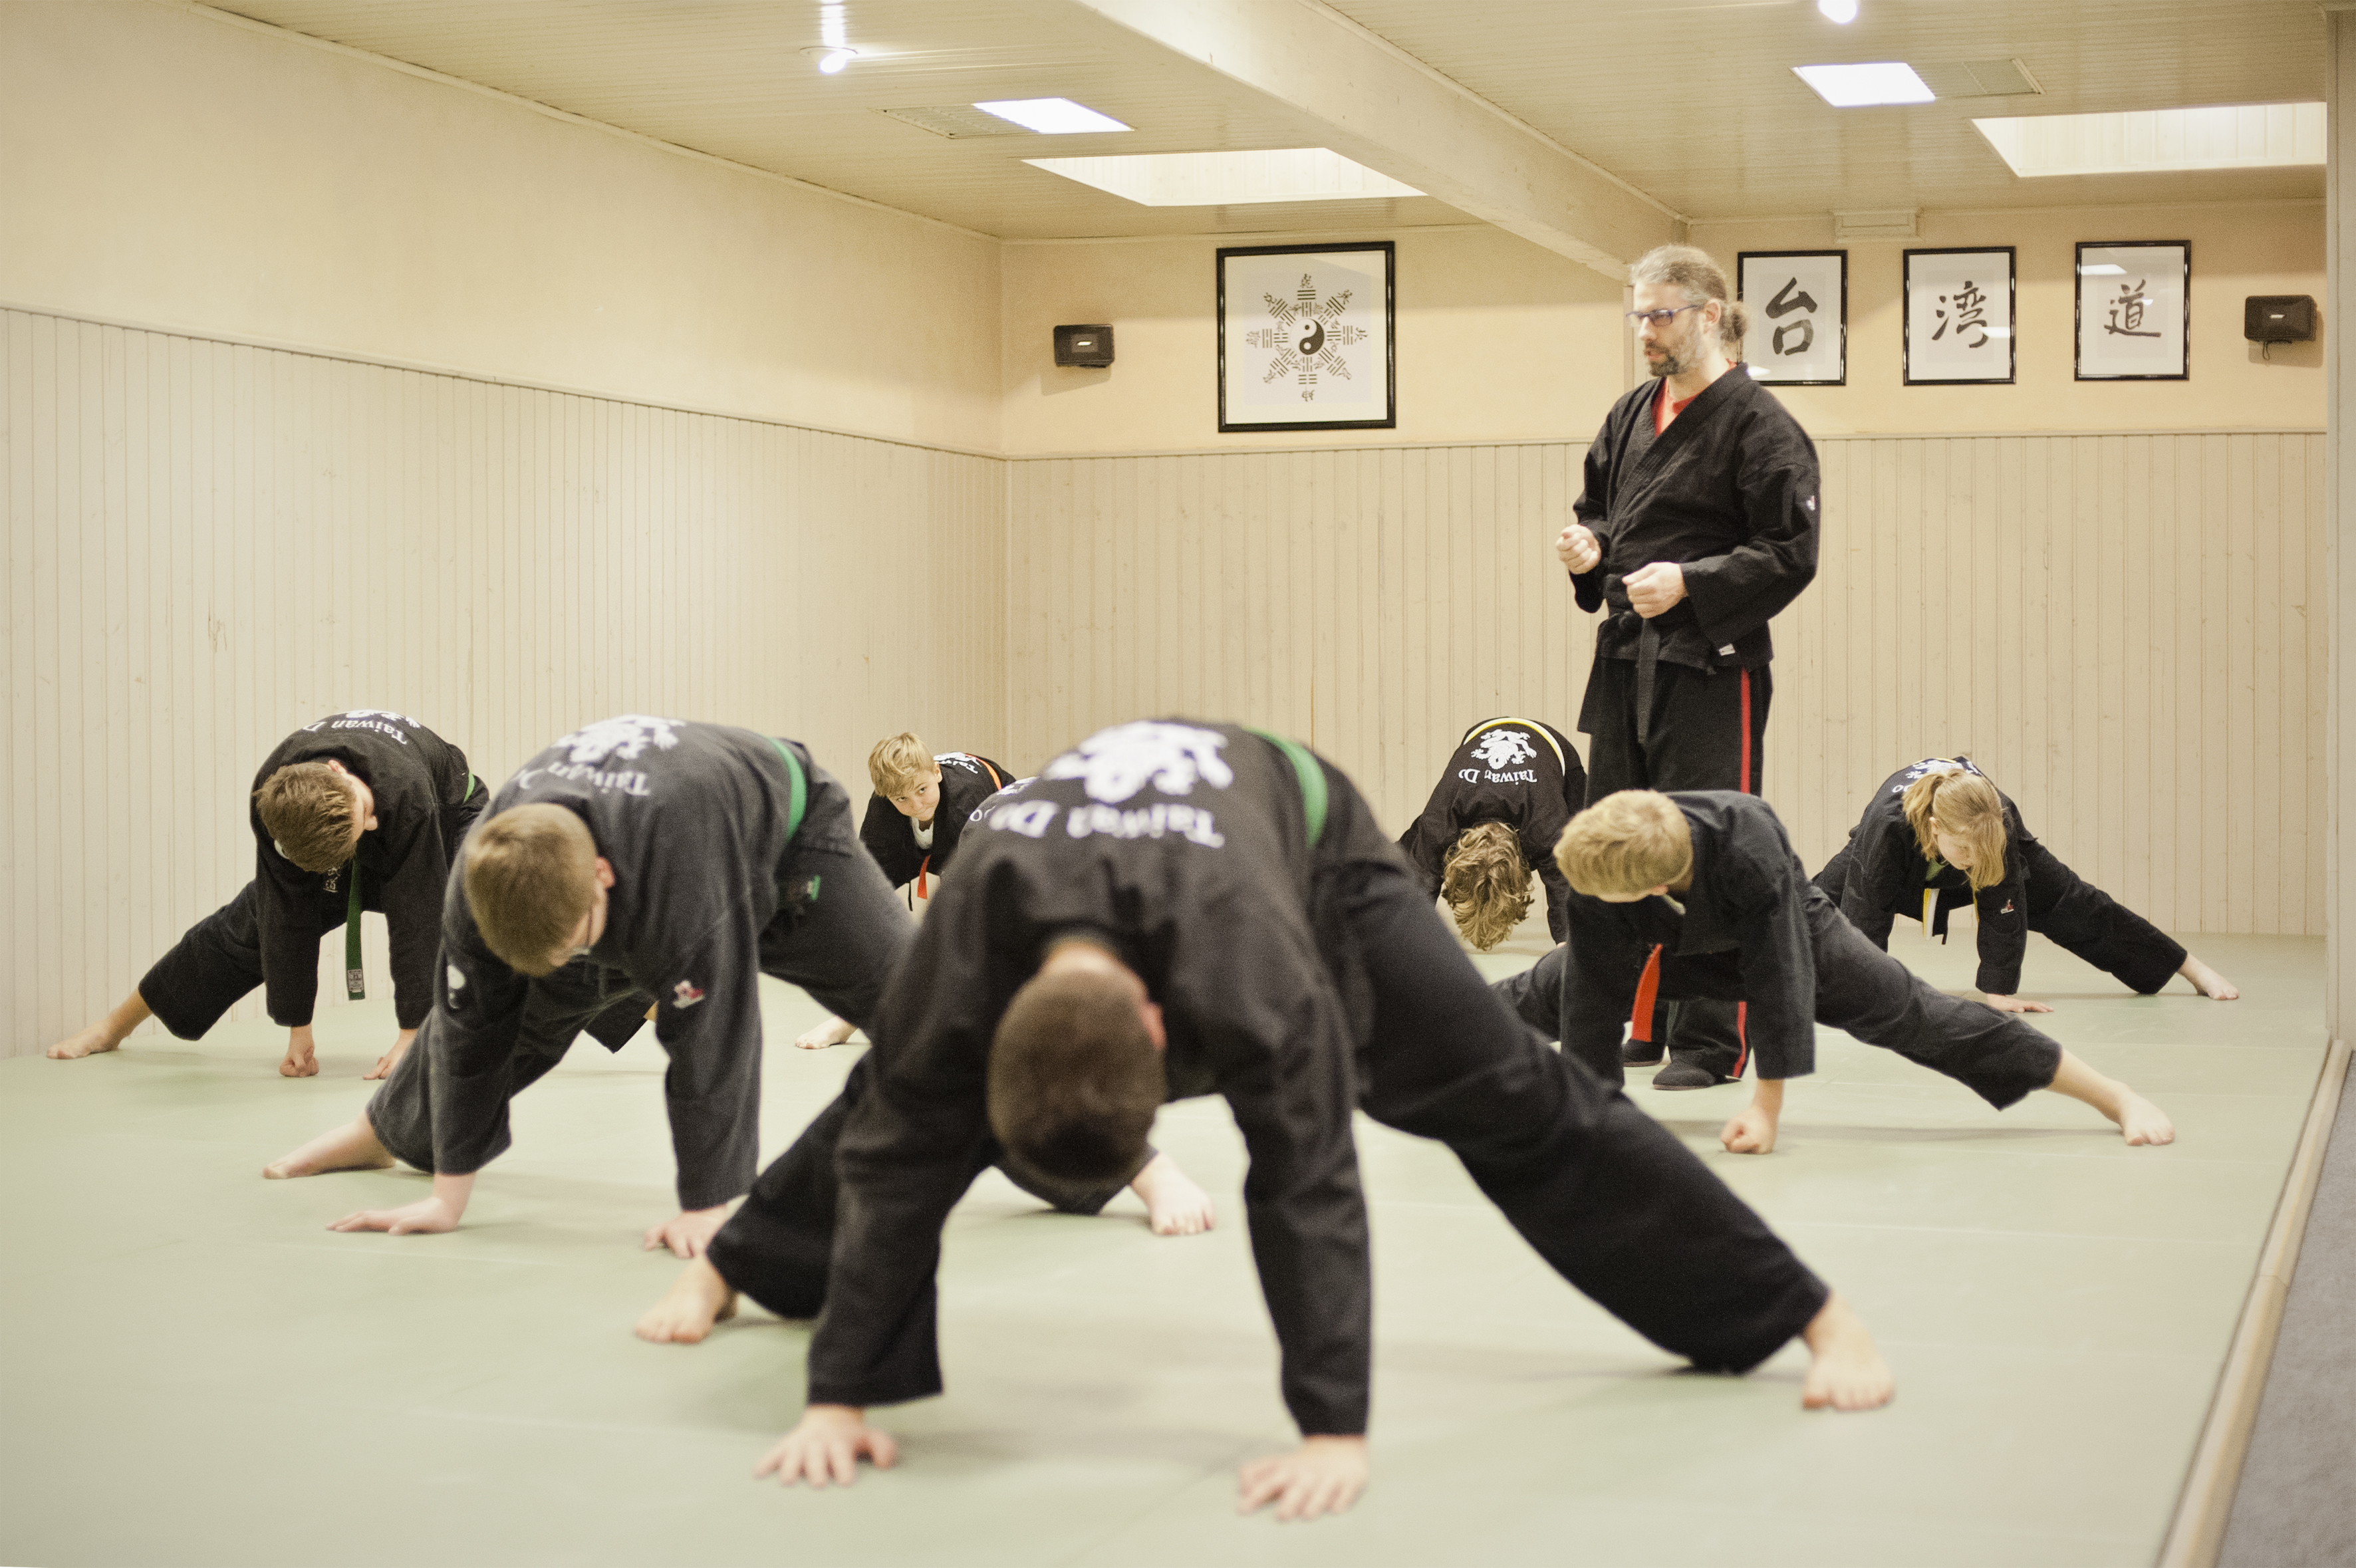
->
[1625,304,1706,329]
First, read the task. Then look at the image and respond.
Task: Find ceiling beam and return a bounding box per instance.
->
[1065,0,1681,277]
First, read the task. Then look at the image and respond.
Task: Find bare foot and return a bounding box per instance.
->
[2180,955,2239,1001]
[47,1023,124,1059]
[2111,1091,2176,1147]
[1799,1293,1895,1412]
[47,992,152,1058]
[795,1016,856,1051]
[1129,1152,1215,1236]
[634,1255,740,1344]
[263,1116,394,1179]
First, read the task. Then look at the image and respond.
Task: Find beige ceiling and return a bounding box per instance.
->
[215,0,2325,242]
[211,0,1474,238]
[1324,0,2327,218]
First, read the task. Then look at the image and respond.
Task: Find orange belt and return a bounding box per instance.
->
[1630,944,1664,1041]
[916,758,1006,901]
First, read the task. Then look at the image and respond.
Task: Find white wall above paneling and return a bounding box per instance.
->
[0,308,1007,1055]
[1011,430,2328,941]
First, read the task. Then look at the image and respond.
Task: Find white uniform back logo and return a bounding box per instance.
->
[1044,721,1234,804]
[555,716,686,765]
[1470,730,1539,771]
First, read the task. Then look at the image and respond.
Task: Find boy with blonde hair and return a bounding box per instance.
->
[47,710,483,1079]
[858,733,1015,898]
[263,716,914,1261]
[731,719,1891,1523]
[1498,789,2175,1155]
[793,734,1019,1053]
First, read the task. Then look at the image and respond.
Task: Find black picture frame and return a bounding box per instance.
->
[1736,249,1848,385]
[2075,241,2190,381]
[1216,241,1396,432]
[1902,246,2017,385]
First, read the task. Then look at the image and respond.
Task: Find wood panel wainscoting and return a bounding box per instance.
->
[1009,430,2327,942]
[2,308,1007,1051]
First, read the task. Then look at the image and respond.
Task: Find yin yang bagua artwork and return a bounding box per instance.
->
[1218,241,1396,432]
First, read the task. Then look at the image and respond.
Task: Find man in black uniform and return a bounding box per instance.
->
[1394,716,1587,948]
[46,709,484,1080]
[1502,789,2177,1158]
[261,716,913,1259]
[716,719,1891,1522]
[1556,245,1819,1090]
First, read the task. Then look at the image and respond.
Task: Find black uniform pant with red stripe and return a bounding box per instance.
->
[1583,656,1771,1079]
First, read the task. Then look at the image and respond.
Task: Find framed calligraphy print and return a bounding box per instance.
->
[1902,247,2016,385]
[1217,241,1396,432]
[2075,241,2189,380]
[1737,251,1847,384]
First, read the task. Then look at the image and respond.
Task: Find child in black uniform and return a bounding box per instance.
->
[795,733,1019,1051]
[678,720,1891,1523]
[1394,716,1587,948]
[1500,789,2177,1158]
[1814,757,2237,1011]
[46,710,484,1080]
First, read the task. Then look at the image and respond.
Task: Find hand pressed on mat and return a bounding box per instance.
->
[643,1204,729,1259]
[362,1027,418,1081]
[756,1405,897,1489]
[1237,1436,1368,1522]
[328,1172,474,1235]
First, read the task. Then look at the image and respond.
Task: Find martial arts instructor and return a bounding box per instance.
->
[1557,244,1820,1090]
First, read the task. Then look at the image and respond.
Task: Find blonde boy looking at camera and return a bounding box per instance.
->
[1496,789,2174,1155]
[797,734,1019,1051]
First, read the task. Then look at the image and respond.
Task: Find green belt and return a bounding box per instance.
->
[1247,729,1328,847]
[343,769,475,1003]
[765,739,809,841]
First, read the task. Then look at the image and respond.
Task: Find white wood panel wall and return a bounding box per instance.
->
[1008,430,2328,939]
[1,309,1007,1055]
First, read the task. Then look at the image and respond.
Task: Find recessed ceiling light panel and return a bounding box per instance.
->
[973,98,1130,134]
[1974,102,2325,178]
[1025,148,1421,206]
[1793,62,1935,108]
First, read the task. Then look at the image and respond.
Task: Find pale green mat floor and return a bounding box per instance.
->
[0,932,2327,1567]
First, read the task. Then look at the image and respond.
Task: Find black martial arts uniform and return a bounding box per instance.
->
[364,718,912,1213]
[1498,791,2061,1109]
[1814,759,2187,998]
[706,719,1828,1439]
[1395,717,1587,942]
[857,751,1015,896]
[139,710,485,1039]
[1567,369,1821,1079]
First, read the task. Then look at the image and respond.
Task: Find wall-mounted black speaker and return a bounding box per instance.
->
[1053,324,1114,367]
[2244,295,2316,343]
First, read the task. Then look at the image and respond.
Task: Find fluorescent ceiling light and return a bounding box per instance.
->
[1793,62,1934,107]
[1817,0,1859,22]
[974,98,1130,135]
[1025,148,1422,205]
[1974,102,2324,178]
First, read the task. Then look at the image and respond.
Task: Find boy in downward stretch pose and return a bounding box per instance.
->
[269,716,1210,1258]
[1496,789,2174,1156]
[795,735,1020,1052]
[1394,716,1587,949]
[48,709,484,1080]
[681,719,1889,1523]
